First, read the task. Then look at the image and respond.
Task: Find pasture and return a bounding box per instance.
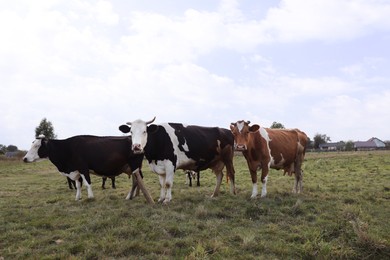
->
[1,151,390,259]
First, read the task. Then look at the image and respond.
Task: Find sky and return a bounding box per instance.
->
[1,0,390,150]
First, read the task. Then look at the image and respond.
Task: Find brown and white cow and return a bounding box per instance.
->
[230,120,307,198]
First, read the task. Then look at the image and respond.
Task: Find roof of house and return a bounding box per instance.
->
[319,142,345,148]
[354,137,385,148]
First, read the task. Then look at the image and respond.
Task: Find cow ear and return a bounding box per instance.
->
[249,124,260,132]
[147,124,159,134]
[119,125,131,133]
[229,124,235,132]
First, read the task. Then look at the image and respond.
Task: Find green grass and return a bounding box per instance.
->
[1,151,390,259]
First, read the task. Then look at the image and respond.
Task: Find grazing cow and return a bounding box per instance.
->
[119,117,236,203]
[185,170,200,187]
[23,135,144,201]
[230,120,307,198]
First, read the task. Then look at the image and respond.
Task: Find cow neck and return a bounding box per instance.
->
[46,139,67,168]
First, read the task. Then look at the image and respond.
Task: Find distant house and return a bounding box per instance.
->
[5,151,19,158]
[319,142,345,151]
[354,137,386,151]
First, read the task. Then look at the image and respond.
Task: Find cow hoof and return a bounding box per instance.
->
[250,195,257,199]
[163,199,171,204]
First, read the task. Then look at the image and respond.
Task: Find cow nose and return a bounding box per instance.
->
[23,157,28,163]
[235,144,247,151]
[132,144,142,153]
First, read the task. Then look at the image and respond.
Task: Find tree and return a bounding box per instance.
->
[7,145,18,152]
[270,121,285,129]
[313,133,331,149]
[344,140,355,151]
[35,118,57,139]
[0,144,7,154]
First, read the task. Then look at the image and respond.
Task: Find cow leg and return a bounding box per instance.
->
[211,170,223,197]
[111,177,116,189]
[75,179,82,200]
[163,165,176,204]
[102,177,107,189]
[249,168,258,198]
[196,171,200,187]
[188,171,192,187]
[67,177,75,189]
[260,166,269,198]
[80,173,94,199]
[293,162,303,193]
[224,160,236,195]
[158,175,167,203]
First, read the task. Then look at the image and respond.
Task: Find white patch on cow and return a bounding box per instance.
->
[182,138,190,152]
[162,124,196,168]
[129,119,148,152]
[60,171,80,181]
[274,153,286,168]
[237,121,245,133]
[259,127,274,168]
[251,183,258,198]
[148,159,175,203]
[23,139,45,162]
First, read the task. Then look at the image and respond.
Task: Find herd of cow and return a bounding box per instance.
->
[23,117,308,204]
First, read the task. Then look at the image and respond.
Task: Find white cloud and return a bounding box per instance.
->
[1,0,390,150]
[261,0,390,42]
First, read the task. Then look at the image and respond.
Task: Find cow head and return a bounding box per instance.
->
[119,117,156,154]
[230,120,260,151]
[23,135,49,163]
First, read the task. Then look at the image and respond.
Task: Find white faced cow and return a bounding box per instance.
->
[119,117,236,203]
[230,120,307,198]
[23,135,144,201]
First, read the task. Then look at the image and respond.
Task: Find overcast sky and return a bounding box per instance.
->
[1,0,390,150]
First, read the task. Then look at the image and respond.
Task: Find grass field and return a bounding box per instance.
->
[1,151,390,259]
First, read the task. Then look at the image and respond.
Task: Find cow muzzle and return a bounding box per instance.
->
[235,144,247,151]
[132,144,144,154]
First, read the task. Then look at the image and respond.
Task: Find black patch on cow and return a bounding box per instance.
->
[144,125,177,167]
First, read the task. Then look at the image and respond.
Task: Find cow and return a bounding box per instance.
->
[23,135,145,201]
[230,120,307,198]
[119,117,236,203]
[185,170,200,187]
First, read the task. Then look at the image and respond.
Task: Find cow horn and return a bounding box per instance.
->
[126,116,156,125]
[246,120,251,124]
[145,116,156,125]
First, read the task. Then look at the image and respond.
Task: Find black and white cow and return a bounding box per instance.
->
[185,170,200,187]
[23,135,144,200]
[119,117,236,203]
